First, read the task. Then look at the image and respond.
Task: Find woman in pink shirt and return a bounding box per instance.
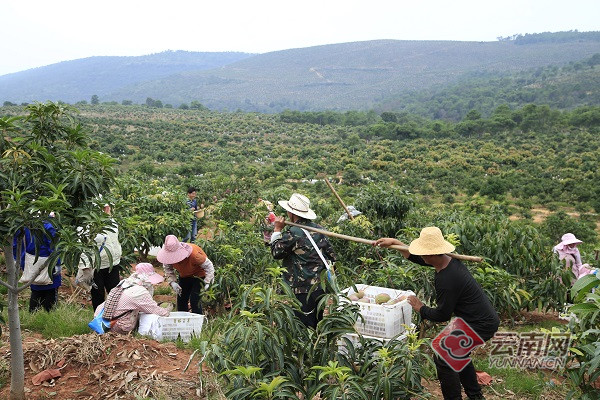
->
[95,263,169,334]
[553,233,596,285]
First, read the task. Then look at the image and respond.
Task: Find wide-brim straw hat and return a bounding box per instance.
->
[408,226,456,256]
[554,233,582,250]
[156,235,192,264]
[278,193,316,220]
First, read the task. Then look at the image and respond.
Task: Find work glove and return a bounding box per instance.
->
[204,277,213,291]
[170,281,182,296]
[75,267,94,292]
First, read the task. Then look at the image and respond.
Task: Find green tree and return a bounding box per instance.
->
[91,94,99,105]
[0,102,116,400]
[190,100,207,110]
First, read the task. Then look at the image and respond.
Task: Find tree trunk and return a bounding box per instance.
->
[3,244,26,400]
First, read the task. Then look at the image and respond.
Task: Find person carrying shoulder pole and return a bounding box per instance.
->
[375,227,499,400]
[270,193,336,328]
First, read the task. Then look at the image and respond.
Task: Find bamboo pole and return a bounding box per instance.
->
[324,178,354,220]
[284,221,483,263]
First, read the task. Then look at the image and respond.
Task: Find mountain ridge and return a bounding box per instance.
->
[1,35,599,112]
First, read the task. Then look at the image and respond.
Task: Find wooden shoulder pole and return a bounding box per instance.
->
[284,221,483,263]
[324,178,354,220]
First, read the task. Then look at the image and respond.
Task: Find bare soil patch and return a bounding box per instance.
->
[0,332,219,400]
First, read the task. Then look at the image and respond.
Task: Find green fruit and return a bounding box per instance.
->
[375,293,391,305]
[356,291,365,299]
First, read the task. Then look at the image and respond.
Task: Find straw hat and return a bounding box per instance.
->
[156,235,192,264]
[278,193,316,220]
[554,233,582,251]
[134,263,164,285]
[193,209,205,218]
[408,227,455,255]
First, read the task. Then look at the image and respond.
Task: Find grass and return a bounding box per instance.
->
[509,320,567,333]
[154,285,175,296]
[14,303,94,338]
[473,357,573,399]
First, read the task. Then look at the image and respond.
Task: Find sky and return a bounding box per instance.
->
[1,0,598,76]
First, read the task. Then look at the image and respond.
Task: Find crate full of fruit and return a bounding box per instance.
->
[340,284,414,339]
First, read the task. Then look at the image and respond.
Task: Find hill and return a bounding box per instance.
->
[0,50,253,104]
[1,33,599,112]
[108,38,600,112]
[376,53,600,119]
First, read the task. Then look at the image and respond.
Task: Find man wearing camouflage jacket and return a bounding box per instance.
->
[271,193,336,328]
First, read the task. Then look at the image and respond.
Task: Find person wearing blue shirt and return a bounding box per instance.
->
[184,187,203,243]
[13,220,62,312]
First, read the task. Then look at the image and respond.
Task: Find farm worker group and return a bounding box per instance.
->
[85,233,214,331]
[15,189,594,400]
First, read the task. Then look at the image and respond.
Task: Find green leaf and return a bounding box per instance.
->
[571,274,600,302]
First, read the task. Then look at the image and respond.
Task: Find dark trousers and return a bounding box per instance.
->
[435,329,495,400]
[29,288,58,312]
[295,288,325,329]
[435,355,483,400]
[91,265,121,311]
[177,276,203,314]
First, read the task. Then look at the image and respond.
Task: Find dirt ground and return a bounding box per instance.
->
[0,331,221,400]
[0,265,224,400]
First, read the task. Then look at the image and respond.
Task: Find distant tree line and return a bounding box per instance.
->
[497,30,600,44]
[279,110,379,126]
[374,53,600,121]
[279,104,600,141]
[50,95,208,111]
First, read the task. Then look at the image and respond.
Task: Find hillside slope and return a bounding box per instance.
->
[376,54,600,119]
[0,50,253,103]
[108,39,600,111]
[1,36,599,111]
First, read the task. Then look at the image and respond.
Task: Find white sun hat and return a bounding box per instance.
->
[278,193,317,220]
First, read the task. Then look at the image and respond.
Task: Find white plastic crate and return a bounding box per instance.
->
[337,331,408,356]
[139,311,204,342]
[341,284,414,339]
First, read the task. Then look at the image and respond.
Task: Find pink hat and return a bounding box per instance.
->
[156,235,192,264]
[134,263,164,285]
[555,233,583,251]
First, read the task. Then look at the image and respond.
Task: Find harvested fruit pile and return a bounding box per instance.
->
[0,332,219,400]
[347,289,408,305]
